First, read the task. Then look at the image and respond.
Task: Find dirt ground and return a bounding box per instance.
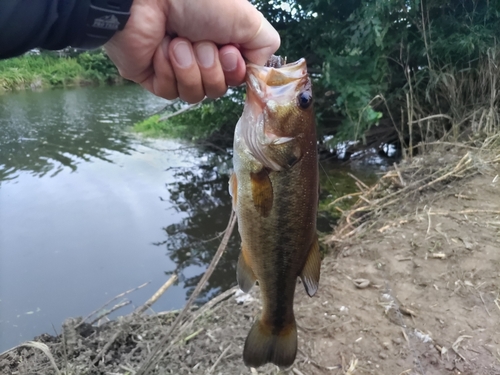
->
[1,148,500,375]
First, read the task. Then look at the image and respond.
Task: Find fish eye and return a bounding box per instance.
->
[297,91,312,109]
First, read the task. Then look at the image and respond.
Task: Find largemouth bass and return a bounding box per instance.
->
[230,57,321,368]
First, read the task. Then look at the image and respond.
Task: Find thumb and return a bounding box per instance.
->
[238,12,281,65]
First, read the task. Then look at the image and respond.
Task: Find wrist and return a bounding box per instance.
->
[76,0,134,49]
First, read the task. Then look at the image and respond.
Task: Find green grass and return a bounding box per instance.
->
[0,51,120,92]
[133,95,243,144]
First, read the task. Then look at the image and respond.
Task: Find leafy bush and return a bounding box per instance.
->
[250,0,500,146]
[77,51,119,82]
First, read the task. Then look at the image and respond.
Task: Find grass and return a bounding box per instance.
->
[133,95,243,145]
[0,51,120,92]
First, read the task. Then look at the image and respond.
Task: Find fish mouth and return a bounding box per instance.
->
[245,58,309,106]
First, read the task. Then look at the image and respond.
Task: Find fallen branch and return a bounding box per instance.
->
[158,100,206,122]
[135,273,178,314]
[88,300,131,326]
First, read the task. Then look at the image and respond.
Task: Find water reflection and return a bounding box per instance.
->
[0,85,163,182]
[157,150,240,303]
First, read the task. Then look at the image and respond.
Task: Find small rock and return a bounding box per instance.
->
[379,352,388,360]
[392,337,403,345]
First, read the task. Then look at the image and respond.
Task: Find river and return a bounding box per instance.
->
[0,85,240,352]
[0,84,382,353]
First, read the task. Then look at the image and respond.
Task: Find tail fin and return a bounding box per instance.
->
[243,317,297,368]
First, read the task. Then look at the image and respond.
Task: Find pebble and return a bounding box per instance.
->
[379,352,388,360]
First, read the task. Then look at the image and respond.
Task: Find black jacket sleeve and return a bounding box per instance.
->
[0,0,131,59]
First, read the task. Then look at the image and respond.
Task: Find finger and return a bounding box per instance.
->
[240,13,280,65]
[193,41,227,99]
[169,38,205,103]
[219,45,246,87]
[150,36,178,100]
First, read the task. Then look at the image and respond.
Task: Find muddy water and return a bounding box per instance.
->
[0,85,380,352]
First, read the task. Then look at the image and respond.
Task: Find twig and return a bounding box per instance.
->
[393,162,406,186]
[136,211,237,375]
[182,328,204,343]
[348,173,369,191]
[207,344,231,374]
[409,114,453,124]
[158,101,204,121]
[328,192,363,206]
[426,207,432,235]
[88,300,131,326]
[135,274,178,314]
[93,331,121,365]
[77,282,149,328]
[418,152,471,191]
[429,209,500,216]
[479,292,491,317]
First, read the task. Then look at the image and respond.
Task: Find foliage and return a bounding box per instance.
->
[77,51,119,82]
[0,50,120,91]
[251,0,500,146]
[134,90,244,147]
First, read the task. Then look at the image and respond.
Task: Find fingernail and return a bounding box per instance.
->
[173,41,193,68]
[195,43,215,68]
[221,51,238,72]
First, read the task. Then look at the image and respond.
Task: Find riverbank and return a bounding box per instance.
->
[0,51,122,92]
[1,137,500,374]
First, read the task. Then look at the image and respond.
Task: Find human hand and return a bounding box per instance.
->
[105,0,280,103]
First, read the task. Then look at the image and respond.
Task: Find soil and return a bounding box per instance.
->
[1,150,500,375]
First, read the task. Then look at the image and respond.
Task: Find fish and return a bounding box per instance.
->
[229,56,321,368]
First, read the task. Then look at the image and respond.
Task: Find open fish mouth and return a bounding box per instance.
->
[245,58,309,106]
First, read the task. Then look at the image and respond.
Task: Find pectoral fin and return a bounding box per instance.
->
[250,168,273,217]
[300,237,321,297]
[237,245,257,293]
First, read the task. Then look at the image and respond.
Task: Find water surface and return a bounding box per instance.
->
[0,85,238,351]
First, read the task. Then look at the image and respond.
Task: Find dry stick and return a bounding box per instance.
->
[417,153,471,191]
[327,192,363,207]
[207,344,232,374]
[77,282,150,328]
[158,101,204,122]
[429,209,500,216]
[393,162,406,186]
[88,300,132,326]
[136,211,237,375]
[135,273,178,314]
[347,173,369,190]
[93,331,121,366]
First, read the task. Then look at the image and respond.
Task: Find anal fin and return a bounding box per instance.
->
[237,244,257,293]
[300,237,321,297]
